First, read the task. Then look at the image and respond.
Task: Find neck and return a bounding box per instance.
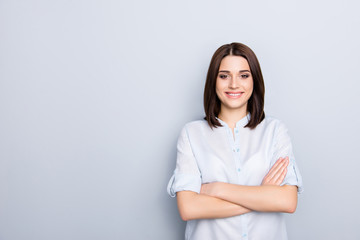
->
[218,108,248,129]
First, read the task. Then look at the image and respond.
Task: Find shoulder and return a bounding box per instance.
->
[262,115,287,128]
[182,119,209,129]
[178,119,213,140]
[257,115,289,134]
[182,119,210,133]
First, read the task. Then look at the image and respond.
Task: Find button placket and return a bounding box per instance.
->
[225,126,242,178]
[234,127,242,176]
[241,213,249,240]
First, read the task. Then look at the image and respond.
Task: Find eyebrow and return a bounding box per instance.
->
[218,70,251,73]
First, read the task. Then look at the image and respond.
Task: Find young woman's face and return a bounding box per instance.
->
[216,56,254,114]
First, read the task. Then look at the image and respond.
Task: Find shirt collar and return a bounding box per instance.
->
[216,112,251,128]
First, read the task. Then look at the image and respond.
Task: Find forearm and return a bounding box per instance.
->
[213,184,298,213]
[176,191,251,221]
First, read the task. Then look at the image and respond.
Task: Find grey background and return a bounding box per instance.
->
[0,0,359,239]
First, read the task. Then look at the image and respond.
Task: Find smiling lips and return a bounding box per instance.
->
[225,91,244,99]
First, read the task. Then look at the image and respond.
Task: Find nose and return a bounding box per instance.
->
[229,77,238,89]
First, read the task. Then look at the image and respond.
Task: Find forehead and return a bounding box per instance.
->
[219,56,250,71]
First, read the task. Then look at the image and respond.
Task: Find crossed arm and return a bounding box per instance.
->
[177,157,298,221]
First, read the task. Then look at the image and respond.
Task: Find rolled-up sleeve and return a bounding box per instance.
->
[167,125,202,197]
[271,121,304,194]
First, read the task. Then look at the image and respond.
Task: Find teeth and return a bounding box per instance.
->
[228,93,241,96]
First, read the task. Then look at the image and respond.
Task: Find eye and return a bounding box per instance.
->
[218,74,230,79]
[240,74,250,79]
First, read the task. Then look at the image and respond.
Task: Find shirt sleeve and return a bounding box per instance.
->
[271,121,304,194]
[167,125,202,197]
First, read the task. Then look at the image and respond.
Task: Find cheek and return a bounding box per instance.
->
[246,79,254,93]
[215,80,224,95]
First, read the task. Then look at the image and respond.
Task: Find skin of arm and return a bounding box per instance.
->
[201,157,298,213]
[176,157,289,221]
[201,183,298,213]
[176,191,251,221]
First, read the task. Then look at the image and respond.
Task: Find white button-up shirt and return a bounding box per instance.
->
[167,114,303,240]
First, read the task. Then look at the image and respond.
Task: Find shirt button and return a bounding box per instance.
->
[236,148,240,152]
[242,233,247,237]
[235,129,239,133]
[237,168,241,172]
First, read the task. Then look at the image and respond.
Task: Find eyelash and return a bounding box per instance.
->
[219,74,229,79]
[240,74,250,79]
[218,74,250,79]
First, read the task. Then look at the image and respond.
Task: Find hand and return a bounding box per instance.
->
[200,182,222,197]
[261,157,289,186]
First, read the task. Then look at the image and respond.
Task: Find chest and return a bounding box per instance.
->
[191,127,275,185]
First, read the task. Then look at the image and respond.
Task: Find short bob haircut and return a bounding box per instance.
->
[204,42,265,129]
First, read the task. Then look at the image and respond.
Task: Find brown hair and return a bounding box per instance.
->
[203,42,265,129]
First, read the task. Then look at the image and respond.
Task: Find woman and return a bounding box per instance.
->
[167,42,303,240]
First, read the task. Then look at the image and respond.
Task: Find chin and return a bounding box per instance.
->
[223,103,247,110]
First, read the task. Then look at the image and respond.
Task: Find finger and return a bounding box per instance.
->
[268,157,289,183]
[265,157,283,178]
[273,168,287,186]
[273,158,289,184]
[262,157,289,185]
[267,157,287,181]
[275,168,288,185]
